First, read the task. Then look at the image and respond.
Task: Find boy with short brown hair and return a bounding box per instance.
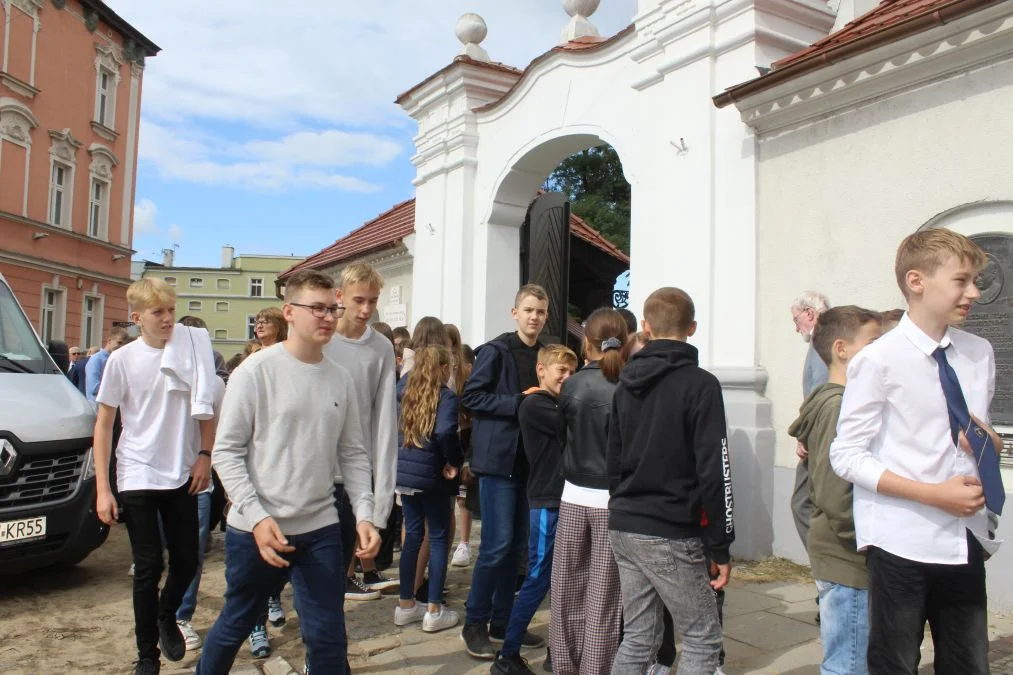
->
[789,305,882,675]
[831,228,1002,674]
[94,278,214,675]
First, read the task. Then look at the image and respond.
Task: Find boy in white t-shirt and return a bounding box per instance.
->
[94,279,215,675]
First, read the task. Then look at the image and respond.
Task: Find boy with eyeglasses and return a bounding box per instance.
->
[197,270,380,674]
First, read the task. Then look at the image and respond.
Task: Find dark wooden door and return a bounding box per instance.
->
[520,192,571,344]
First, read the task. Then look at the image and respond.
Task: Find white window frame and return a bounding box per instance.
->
[215,301,229,313]
[214,329,227,340]
[81,294,104,349]
[249,277,264,297]
[164,276,177,286]
[247,315,257,340]
[93,44,123,132]
[87,177,108,238]
[39,284,66,343]
[188,300,202,312]
[216,278,231,290]
[189,277,204,288]
[47,161,72,229]
[0,99,39,217]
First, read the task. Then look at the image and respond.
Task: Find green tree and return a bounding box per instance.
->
[545,145,631,254]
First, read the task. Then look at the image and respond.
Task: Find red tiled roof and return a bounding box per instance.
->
[279,198,629,279]
[279,199,415,280]
[713,0,999,107]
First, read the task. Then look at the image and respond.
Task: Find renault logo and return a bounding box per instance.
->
[0,440,16,477]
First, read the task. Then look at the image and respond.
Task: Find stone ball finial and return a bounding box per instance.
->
[456,13,490,61]
[563,0,601,19]
[561,0,601,43]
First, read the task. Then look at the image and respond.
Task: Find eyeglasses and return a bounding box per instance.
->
[289,303,345,318]
[254,320,271,326]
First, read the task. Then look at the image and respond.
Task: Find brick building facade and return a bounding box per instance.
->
[0,0,157,349]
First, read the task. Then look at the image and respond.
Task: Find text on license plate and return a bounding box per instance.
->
[0,516,46,546]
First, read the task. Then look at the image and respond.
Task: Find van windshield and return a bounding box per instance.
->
[0,281,49,374]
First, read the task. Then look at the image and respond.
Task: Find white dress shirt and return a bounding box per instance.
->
[830,313,997,564]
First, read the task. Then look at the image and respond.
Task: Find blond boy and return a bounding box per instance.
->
[94,278,214,675]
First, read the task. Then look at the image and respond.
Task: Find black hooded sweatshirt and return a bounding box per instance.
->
[607,339,735,564]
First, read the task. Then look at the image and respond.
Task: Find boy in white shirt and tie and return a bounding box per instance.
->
[831,228,1004,674]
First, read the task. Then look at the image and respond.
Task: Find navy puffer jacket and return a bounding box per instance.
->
[397,381,464,492]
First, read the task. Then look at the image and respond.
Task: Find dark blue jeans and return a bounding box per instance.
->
[466,475,528,626]
[399,491,452,604]
[502,507,558,656]
[196,524,348,675]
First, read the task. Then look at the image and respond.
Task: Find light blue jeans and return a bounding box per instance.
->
[815,579,869,675]
[176,492,211,621]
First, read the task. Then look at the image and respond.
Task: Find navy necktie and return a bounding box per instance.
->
[932,346,1005,515]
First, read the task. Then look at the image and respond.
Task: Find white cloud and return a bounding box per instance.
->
[168,224,183,243]
[133,198,158,235]
[139,121,387,192]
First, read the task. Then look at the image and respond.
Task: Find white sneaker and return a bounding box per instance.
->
[451,542,471,567]
[176,620,201,651]
[128,563,135,576]
[394,603,427,626]
[647,666,670,675]
[714,668,727,675]
[267,595,286,627]
[422,605,460,633]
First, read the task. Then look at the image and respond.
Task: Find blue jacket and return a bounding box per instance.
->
[396,382,464,492]
[461,332,535,478]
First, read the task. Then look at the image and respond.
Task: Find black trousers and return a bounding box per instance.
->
[867,530,988,675]
[120,481,199,661]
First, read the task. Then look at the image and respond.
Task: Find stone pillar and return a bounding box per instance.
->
[120,61,142,246]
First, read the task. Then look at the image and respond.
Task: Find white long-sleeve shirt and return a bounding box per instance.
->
[213,343,374,535]
[829,314,998,564]
[324,326,398,528]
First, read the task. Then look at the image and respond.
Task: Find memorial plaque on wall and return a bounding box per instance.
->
[963,233,1013,465]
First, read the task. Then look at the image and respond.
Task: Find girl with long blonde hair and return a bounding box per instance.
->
[394,345,464,633]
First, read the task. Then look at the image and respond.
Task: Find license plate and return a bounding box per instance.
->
[0,516,46,546]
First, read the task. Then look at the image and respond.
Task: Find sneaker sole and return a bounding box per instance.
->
[490,634,545,649]
[185,639,202,651]
[268,617,286,628]
[365,580,400,592]
[345,591,382,601]
[460,634,497,660]
[450,559,470,567]
[251,649,272,659]
[423,620,459,633]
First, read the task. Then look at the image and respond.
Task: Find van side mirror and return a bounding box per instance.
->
[47,340,70,373]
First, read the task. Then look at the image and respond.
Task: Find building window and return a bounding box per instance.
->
[164,276,177,286]
[189,277,204,288]
[82,296,103,348]
[216,301,229,313]
[95,67,115,128]
[216,278,230,290]
[249,278,264,297]
[214,329,227,340]
[87,179,108,238]
[247,315,257,340]
[48,163,72,228]
[188,301,202,312]
[40,287,65,343]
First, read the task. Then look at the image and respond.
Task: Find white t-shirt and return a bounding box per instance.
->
[96,339,196,492]
[561,480,610,510]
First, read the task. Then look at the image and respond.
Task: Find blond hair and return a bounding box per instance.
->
[400,345,452,449]
[895,228,986,298]
[340,263,384,291]
[128,278,176,312]
[514,283,548,307]
[538,344,578,370]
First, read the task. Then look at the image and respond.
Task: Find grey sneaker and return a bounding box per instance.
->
[176,619,201,651]
[461,622,495,660]
[423,605,460,633]
[345,575,381,601]
[394,602,427,626]
[248,623,271,658]
[267,595,286,627]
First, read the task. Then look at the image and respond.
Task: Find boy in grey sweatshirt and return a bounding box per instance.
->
[197,270,379,675]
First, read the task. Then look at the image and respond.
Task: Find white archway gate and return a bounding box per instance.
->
[397,0,835,559]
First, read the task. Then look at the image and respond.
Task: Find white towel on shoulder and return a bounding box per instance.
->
[161,324,216,420]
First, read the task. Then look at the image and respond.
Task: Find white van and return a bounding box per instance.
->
[0,272,108,572]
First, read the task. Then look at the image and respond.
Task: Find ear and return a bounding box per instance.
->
[129,311,141,326]
[832,337,848,361]
[641,319,653,338]
[686,321,698,338]
[282,303,296,324]
[335,287,344,303]
[536,362,546,378]
[905,269,925,297]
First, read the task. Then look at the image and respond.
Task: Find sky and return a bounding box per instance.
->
[108,1,637,268]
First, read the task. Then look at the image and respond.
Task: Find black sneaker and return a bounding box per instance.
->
[543,647,552,673]
[489,624,545,649]
[134,658,160,675]
[363,569,399,592]
[492,651,535,675]
[345,575,381,601]
[462,622,496,660]
[157,618,186,662]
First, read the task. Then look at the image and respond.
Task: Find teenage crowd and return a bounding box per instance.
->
[86,226,1001,675]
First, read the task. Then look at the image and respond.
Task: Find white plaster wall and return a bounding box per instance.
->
[756,56,1013,571]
